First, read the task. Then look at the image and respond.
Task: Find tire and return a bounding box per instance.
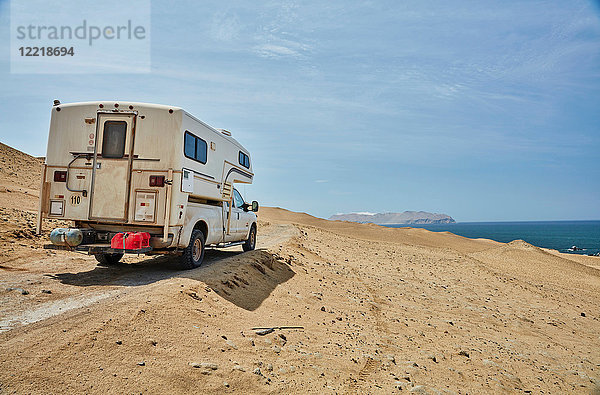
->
[179,230,205,269]
[242,225,256,252]
[95,253,124,266]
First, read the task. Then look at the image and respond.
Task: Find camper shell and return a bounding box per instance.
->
[37,101,258,268]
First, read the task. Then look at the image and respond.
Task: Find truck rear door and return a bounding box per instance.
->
[89,113,136,221]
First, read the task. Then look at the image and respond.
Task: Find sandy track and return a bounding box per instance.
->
[0,222,297,333]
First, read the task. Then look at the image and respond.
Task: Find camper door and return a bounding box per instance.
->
[89,113,136,221]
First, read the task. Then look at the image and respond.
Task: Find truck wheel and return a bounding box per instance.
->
[242,225,256,252]
[180,230,205,269]
[95,253,123,266]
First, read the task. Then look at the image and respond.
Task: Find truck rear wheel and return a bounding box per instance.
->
[95,253,124,266]
[180,230,205,269]
[242,225,256,252]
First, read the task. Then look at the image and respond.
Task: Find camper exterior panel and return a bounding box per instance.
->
[46,104,99,167]
[44,166,91,221]
[165,170,188,229]
[127,171,168,226]
[180,114,223,201]
[181,112,253,200]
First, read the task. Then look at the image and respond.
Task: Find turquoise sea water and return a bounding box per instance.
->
[383,221,600,255]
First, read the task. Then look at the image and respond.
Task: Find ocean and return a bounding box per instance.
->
[383,220,600,256]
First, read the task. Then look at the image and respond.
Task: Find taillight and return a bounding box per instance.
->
[54,171,67,182]
[149,175,165,187]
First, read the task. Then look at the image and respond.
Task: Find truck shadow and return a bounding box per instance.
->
[47,249,295,311]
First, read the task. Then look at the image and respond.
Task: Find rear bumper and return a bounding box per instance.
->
[44,243,152,255]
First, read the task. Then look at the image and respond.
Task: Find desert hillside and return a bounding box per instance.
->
[0,142,44,212]
[1,143,599,394]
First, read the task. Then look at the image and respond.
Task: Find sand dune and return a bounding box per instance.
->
[1,143,599,394]
[261,206,501,254]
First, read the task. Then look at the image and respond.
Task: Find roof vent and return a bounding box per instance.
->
[217,128,232,136]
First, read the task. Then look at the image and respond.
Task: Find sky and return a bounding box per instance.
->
[0,0,599,221]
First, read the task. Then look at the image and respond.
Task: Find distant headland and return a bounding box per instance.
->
[329,211,456,225]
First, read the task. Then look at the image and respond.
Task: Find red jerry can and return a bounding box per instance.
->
[110,232,150,250]
[111,233,126,249]
[125,232,151,249]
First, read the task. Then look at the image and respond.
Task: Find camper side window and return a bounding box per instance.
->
[184,131,207,164]
[184,133,195,159]
[196,138,207,163]
[239,151,250,169]
[102,121,127,158]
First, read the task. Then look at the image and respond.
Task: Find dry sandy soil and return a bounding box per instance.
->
[0,141,599,394]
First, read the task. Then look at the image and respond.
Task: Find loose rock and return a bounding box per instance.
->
[226,339,238,349]
[394,381,409,390]
[191,362,218,370]
[255,328,274,336]
[7,288,29,295]
[410,385,428,393]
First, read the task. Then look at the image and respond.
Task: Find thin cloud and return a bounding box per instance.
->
[254,44,300,58]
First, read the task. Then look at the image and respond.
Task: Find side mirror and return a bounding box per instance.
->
[251,200,259,212]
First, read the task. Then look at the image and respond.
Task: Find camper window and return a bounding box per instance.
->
[184,133,195,159]
[239,151,250,169]
[102,121,127,158]
[184,131,208,164]
[196,138,207,163]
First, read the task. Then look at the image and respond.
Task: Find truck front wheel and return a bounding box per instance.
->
[242,225,256,252]
[95,253,123,266]
[180,230,205,269]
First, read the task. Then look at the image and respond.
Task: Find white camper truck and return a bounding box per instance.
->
[37,101,259,269]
